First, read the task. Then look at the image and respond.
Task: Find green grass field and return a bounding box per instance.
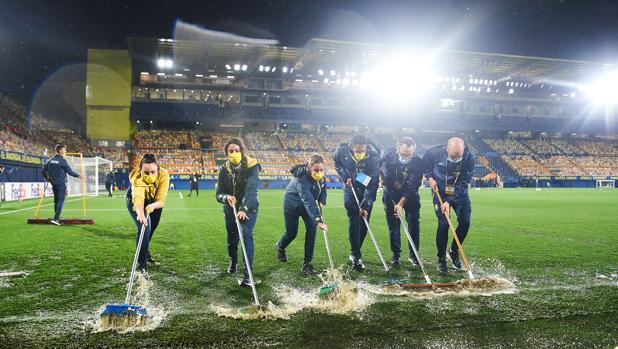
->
[1,188,617,348]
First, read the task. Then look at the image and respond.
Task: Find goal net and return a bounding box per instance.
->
[596,179,615,188]
[65,155,113,197]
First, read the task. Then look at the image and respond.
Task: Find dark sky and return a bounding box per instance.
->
[2,0,618,101]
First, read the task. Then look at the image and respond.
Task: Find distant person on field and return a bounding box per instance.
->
[104,170,115,197]
[41,144,82,225]
[188,172,200,197]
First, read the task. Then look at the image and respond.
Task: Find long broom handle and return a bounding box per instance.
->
[232,205,260,307]
[434,190,474,279]
[350,186,390,272]
[125,214,148,304]
[79,153,86,218]
[394,201,432,284]
[34,181,48,219]
[318,203,335,270]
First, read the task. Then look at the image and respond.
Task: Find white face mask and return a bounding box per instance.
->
[447,156,462,163]
[398,154,412,165]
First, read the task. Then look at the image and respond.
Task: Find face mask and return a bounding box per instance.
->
[143,174,157,184]
[311,171,324,181]
[353,152,366,161]
[228,152,242,165]
[398,155,411,165]
[447,156,462,163]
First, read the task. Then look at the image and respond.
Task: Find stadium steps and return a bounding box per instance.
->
[312,135,326,152]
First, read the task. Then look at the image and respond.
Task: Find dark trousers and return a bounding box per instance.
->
[126,197,163,267]
[383,191,420,259]
[434,197,471,259]
[344,186,372,260]
[189,185,198,196]
[105,182,113,197]
[51,183,66,220]
[278,203,317,263]
[224,209,257,274]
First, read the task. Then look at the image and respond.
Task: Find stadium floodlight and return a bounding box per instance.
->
[582,70,618,105]
[282,66,288,73]
[509,89,514,94]
[140,72,149,75]
[265,66,271,72]
[330,70,336,76]
[323,78,329,84]
[259,65,264,72]
[241,64,248,71]
[137,120,140,123]
[318,69,324,75]
[369,54,436,102]
[233,64,240,71]
[195,74,203,77]
[157,59,166,68]
[225,64,232,70]
[272,67,277,72]
[157,73,165,76]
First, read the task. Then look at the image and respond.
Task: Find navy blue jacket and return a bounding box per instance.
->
[284,163,327,223]
[379,147,425,203]
[42,155,80,186]
[333,143,380,210]
[423,145,475,204]
[215,156,260,214]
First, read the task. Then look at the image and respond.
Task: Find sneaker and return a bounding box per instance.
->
[50,219,62,226]
[227,260,237,274]
[352,260,365,272]
[408,255,420,266]
[147,253,160,266]
[275,243,287,262]
[238,278,251,287]
[448,249,463,270]
[138,264,148,274]
[300,262,316,275]
[437,258,447,273]
[390,255,400,266]
[348,254,356,264]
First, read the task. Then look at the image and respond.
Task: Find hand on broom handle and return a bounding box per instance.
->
[232,205,260,307]
[433,189,475,279]
[125,213,149,305]
[318,203,335,270]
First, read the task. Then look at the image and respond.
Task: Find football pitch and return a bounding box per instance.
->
[1,188,617,348]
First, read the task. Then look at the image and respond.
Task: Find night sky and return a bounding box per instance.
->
[1,0,618,101]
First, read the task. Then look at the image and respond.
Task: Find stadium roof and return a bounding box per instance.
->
[127,37,613,83]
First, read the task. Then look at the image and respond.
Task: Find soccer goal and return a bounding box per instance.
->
[596,179,615,188]
[65,155,113,197]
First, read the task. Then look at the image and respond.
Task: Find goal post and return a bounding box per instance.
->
[65,154,113,197]
[596,179,615,188]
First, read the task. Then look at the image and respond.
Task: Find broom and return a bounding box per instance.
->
[100,214,150,328]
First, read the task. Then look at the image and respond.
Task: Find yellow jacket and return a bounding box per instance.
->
[129,167,170,208]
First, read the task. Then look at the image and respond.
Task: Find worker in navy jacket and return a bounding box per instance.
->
[276,155,328,275]
[41,144,81,225]
[333,134,380,271]
[423,137,474,273]
[380,137,425,266]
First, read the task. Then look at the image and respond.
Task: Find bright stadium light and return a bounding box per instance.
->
[318,69,324,75]
[225,64,232,70]
[282,66,288,73]
[241,64,248,71]
[330,70,336,76]
[233,64,240,71]
[582,70,618,105]
[369,54,436,102]
[157,59,166,68]
[265,66,271,72]
[509,88,514,94]
[259,65,264,72]
[272,67,277,72]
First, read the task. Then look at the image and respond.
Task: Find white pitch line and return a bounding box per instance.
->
[0,198,82,216]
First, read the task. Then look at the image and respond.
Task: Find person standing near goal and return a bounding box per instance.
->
[41,144,82,225]
[423,137,474,273]
[104,170,115,197]
[126,153,170,272]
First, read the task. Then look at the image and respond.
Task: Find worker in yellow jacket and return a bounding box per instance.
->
[127,153,170,272]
